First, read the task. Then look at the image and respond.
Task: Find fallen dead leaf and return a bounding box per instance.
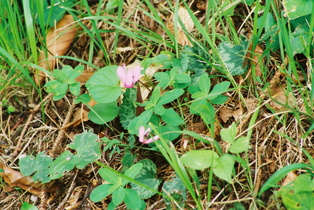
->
[269,85,296,111]
[281,171,298,187]
[166,6,194,46]
[35,14,77,85]
[64,186,85,210]
[63,107,90,129]
[75,70,94,83]
[63,99,97,129]
[0,163,56,196]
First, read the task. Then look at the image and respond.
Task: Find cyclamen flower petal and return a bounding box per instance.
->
[117,64,142,88]
[138,126,158,144]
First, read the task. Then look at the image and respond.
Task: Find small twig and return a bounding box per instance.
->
[55,173,77,210]
[49,98,76,157]
[11,94,53,158]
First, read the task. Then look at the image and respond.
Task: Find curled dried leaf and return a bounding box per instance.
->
[0,163,56,195]
[35,14,77,85]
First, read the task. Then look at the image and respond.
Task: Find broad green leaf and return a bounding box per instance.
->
[150,85,161,104]
[124,188,144,210]
[162,176,187,202]
[154,72,170,88]
[75,94,91,104]
[213,154,235,183]
[90,184,114,202]
[230,136,250,154]
[119,88,136,129]
[210,81,230,96]
[174,73,191,88]
[85,66,122,103]
[121,149,135,169]
[99,168,122,185]
[191,91,208,99]
[180,150,219,170]
[67,131,101,169]
[53,69,68,82]
[198,74,210,94]
[128,110,153,134]
[131,178,161,199]
[210,95,229,105]
[69,82,80,96]
[157,125,181,141]
[34,0,74,27]
[44,80,68,100]
[21,202,38,210]
[283,0,313,20]
[19,152,53,183]
[190,103,215,125]
[130,160,160,199]
[220,123,237,144]
[218,40,248,76]
[161,108,184,126]
[153,104,166,115]
[258,163,311,196]
[158,89,184,105]
[135,159,157,179]
[294,174,314,194]
[124,163,143,183]
[88,102,120,125]
[281,187,314,210]
[49,151,75,179]
[112,187,125,206]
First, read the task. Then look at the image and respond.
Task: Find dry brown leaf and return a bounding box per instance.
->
[166,7,194,46]
[35,15,77,85]
[63,99,97,129]
[0,163,56,195]
[269,85,296,111]
[75,70,94,83]
[281,171,298,187]
[219,106,243,123]
[63,107,89,129]
[64,186,84,210]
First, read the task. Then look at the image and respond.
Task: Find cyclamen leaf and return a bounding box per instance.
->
[119,88,136,130]
[19,152,53,183]
[218,40,248,76]
[283,0,313,19]
[49,151,75,179]
[130,159,160,199]
[67,131,101,169]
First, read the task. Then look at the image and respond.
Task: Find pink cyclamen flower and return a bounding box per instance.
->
[117,64,142,88]
[138,126,159,144]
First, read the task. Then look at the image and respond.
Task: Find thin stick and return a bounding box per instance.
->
[49,98,76,157]
[11,94,53,158]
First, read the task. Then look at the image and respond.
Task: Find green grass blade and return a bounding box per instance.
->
[258,163,311,196]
